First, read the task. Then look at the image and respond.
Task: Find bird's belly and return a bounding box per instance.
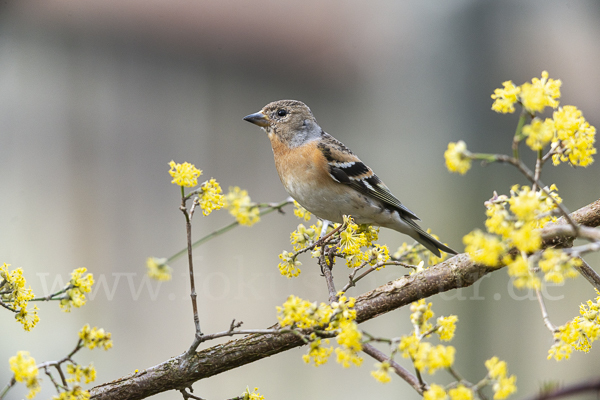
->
[282,176,394,226]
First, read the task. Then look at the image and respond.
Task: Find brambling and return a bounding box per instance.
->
[243,100,457,257]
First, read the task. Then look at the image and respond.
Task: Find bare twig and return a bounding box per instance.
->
[535,288,558,333]
[362,343,425,395]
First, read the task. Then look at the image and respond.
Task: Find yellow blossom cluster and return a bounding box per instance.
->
[393,242,424,267]
[197,178,224,216]
[60,268,95,312]
[276,295,362,368]
[485,357,517,399]
[424,384,474,400]
[224,186,260,226]
[168,160,202,187]
[538,249,581,284]
[66,363,97,384]
[548,290,600,360]
[463,185,578,290]
[399,334,455,374]
[241,387,264,400]
[395,300,458,377]
[302,333,333,366]
[370,361,392,383]
[489,72,596,166]
[444,140,472,175]
[491,71,561,114]
[290,221,322,252]
[337,216,387,268]
[281,215,388,278]
[1,263,39,331]
[146,257,172,281]
[79,324,113,351]
[276,295,333,329]
[277,250,302,278]
[9,351,41,399]
[551,105,596,167]
[52,386,90,400]
[293,200,312,221]
[520,106,596,166]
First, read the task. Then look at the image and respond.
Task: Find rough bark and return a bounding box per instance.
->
[90,198,600,400]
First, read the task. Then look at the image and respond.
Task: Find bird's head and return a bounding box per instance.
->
[243,100,322,147]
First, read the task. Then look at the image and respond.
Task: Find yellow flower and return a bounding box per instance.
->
[509,224,541,253]
[437,315,458,341]
[241,387,264,400]
[9,351,41,399]
[508,185,540,222]
[523,118,554,151]
[0,263,35,309]
[485,357,517,399]
[197,178,224,216]
[519,71,561,113]
[551,105,596,167]
[485,356,507,380]
[449,385,473,400]
[415,344,455,374]
[293,200,312,221]
[66,363,97,384]
[364,244,390,267]
[444,141,471,174]
[539,249,580,284]
[335,346,363,368]
[146,257,172,281]
[302,335,333,366]
[15,305,40,331]
[505,255,540,290]
[224,187,260,226]
[548,291,600,360]
[494,375,517,400]
[491,80,521,114]
[290,223,318,251]
[277,250,302,278]
[60,268,94,312]
[276,295,332,328]
[410,299,434,332]
[52,386,90,400]
[425,385,448,400]
[398,334,420,359]
[79,324,113,350]
[371,361,392,383]
[463,230,505,267]
[168,160,202,187]
[394,242,424,266]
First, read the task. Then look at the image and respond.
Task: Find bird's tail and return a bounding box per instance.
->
[405,220,458,257]
[415,231,457,257]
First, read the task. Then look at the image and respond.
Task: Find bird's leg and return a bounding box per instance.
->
[318,219,331,239]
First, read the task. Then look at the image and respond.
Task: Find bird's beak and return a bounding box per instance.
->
[243,111,269,127]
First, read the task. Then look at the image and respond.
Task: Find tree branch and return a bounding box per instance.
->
[90,198,600,400]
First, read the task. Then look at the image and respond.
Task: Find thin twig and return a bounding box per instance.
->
[361,343,425,395]
[573,258,600,292]
[536,288,558,333]
[319,247,338,304]
[181,197,202,355]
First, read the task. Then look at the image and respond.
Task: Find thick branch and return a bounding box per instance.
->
[90,198,600,400]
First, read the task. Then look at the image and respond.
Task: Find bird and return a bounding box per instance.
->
[243,100,457,257]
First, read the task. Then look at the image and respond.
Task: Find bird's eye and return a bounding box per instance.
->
[277,109,287,117]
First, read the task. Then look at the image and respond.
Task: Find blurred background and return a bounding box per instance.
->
[1,0,600,399]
